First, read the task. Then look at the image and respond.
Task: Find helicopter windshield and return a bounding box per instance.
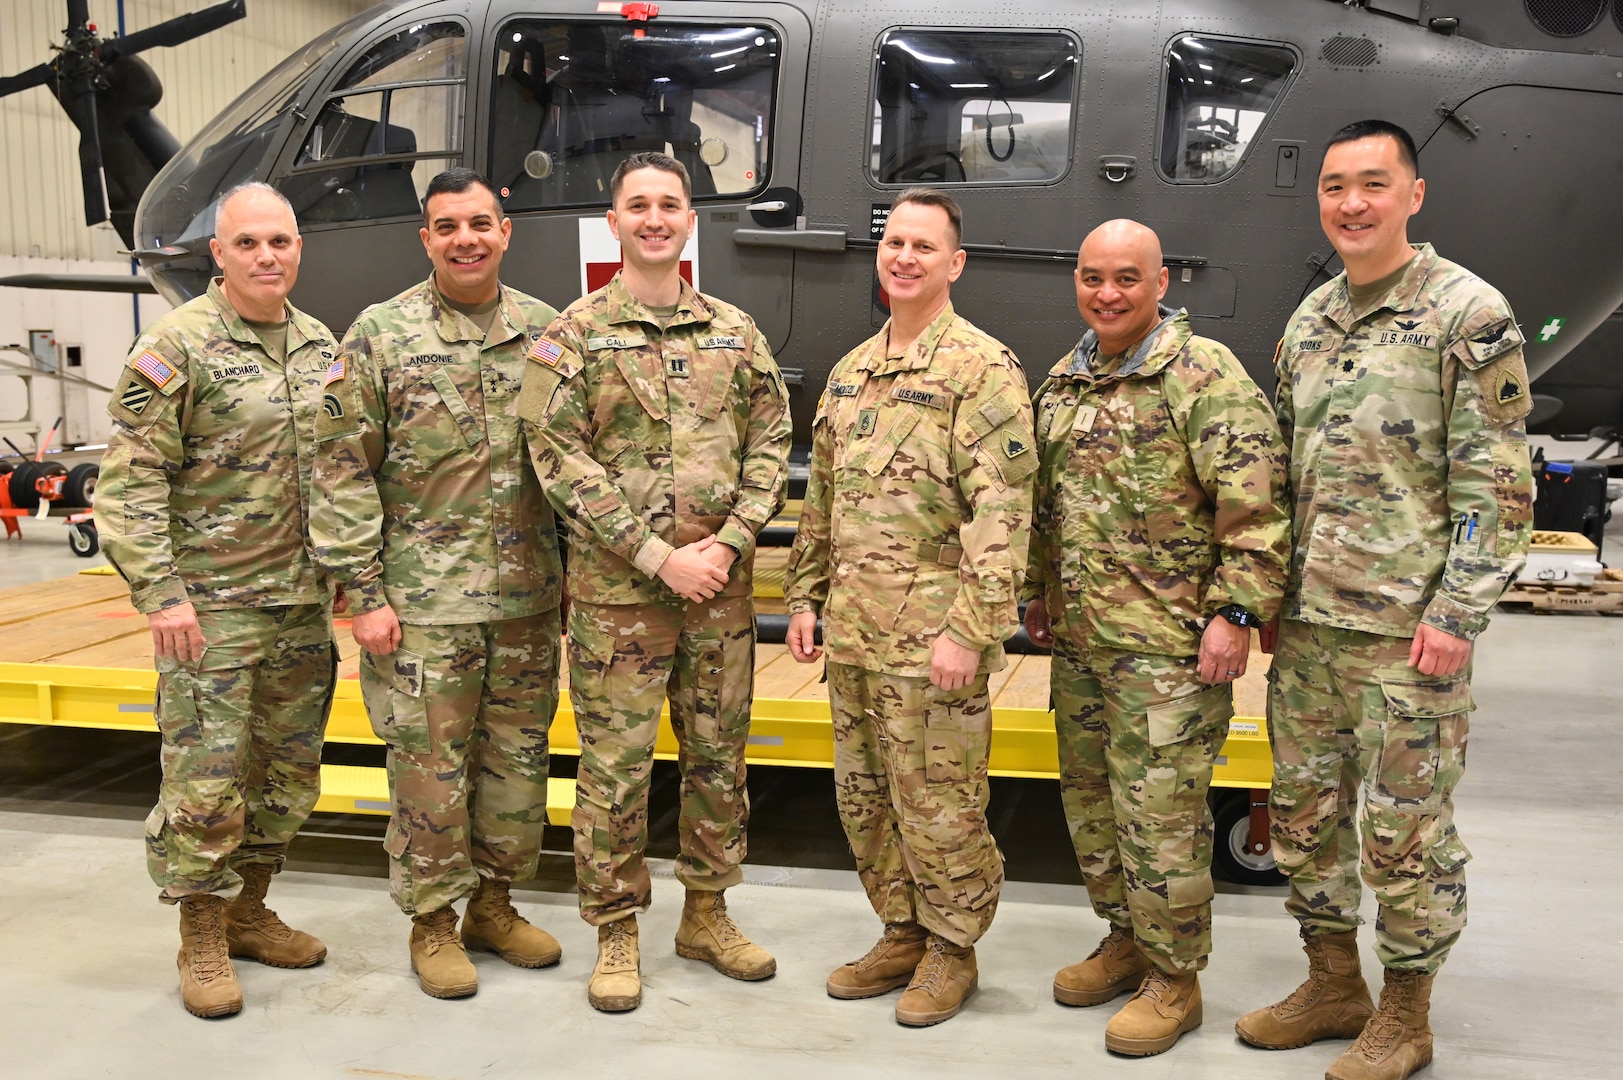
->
[134,7,385,307]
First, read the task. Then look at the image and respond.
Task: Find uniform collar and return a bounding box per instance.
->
[1317,243,1437,329]
[426,275,525,347]
[864,301,959,375]
[1055,305,1188,381]
[602,271,716,330]
[206,276,322,356]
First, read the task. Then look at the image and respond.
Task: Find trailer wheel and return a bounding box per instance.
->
[67,523,99,558]
[7,461,41,510]
[1212,791,1284,887]
[65,463,99,507]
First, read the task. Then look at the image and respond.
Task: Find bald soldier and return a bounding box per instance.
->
[96,182,340,1018]
[785,187,1035,1027]
[1236,121,1534,1080]
[1025,220,1290,1055]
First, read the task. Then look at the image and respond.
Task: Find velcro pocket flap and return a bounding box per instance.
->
[1380,677,1473,719]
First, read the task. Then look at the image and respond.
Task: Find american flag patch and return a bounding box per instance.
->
[324,357,346,386]
[530,338,563,367]
[132,350,176,388]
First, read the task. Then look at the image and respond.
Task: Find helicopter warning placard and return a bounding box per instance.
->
[578,217,699,297]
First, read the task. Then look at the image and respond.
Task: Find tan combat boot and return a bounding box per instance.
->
[894,935,978,1027]
[224,862,326,969]
[1104,967,1203,1056]
[1324,969,1434,1080]
[1054,924,1151,1006]
[675,889,776,980]
[827,922,929,999]
[461,877,562,968]
[1236,929,1374,1049]
[409,907,478,999]
[589,917,641,1013]
[177,894,243,1018]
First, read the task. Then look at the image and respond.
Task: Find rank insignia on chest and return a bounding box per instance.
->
[1493,368,1525,404]
[667,354,690,377]
[323,393,345,420]
[530,338,563,366]
[1071,405,1098,436]
[324,357,345,385]
[120,382,153,414]
[132,350,176,389]
[1002,431,1030,459]
[855,409,878,437]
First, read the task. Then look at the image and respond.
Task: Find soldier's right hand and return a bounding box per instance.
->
[352,604,403,655]
[656,538,730,604]
[149,601,205,662]
[787,612,822,663]
[1024,598,1054,648]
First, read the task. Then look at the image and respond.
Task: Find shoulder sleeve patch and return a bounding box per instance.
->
[1460,317,1524,368]
[963,393,1020,445]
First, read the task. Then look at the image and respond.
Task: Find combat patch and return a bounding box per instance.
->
[892,386,948,409]
[698,335,744,349]
[208,362,263,382]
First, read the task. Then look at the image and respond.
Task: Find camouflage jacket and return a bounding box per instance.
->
[96,279,335,614]
[784,303,1035,677]
[1029,308,1290,657]
[1277,244,1534,640]
[518,272,791,606]
[310,276,563,624]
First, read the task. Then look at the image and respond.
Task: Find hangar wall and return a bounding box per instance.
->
[0,0,373,450]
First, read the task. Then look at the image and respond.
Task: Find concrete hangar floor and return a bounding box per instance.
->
[0,454,1618,1079]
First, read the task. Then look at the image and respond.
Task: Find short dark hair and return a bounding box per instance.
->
[610,152,692,205]
[1325,119,1420,178]
[422,167,504,221]
[891,187,963,249]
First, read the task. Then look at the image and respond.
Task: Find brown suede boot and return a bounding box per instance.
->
[827,922,930,999]
[461,878,562,968]
[894,935,978,1027]
[224,862,326,969]
[589,918,641,1013]
[675,889,776,981]
[1236,929,1374,1049]
[177,895,243,1019]
[1324,969,1434,1080]
[1104,967,1203,1056]
[1054,924,1151,1006]
[409,907,478,999]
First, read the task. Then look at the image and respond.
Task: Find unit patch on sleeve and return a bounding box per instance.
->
[120,381,154,414]
[322,393,345,420]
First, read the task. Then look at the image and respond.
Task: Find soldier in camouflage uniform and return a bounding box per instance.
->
[96,182,338,1018]
[785,188,1034,1027]
[519,152,790,1013]
[1023,219,1290,1056]
[310,169,564,1000]
[1235,122,1534,1080]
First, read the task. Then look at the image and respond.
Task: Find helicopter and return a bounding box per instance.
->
[4,0,1623,445]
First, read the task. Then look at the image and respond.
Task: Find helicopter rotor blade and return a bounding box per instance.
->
[0,63,54,100]
[72,82,111,228]
[101,0,247,61]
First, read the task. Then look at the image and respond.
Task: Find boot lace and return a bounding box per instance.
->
[601,921,637,971]
[418,907,460,952]
[1132,966,1173,1004]
[1274,939,1331,1017]
[1086,925,1133,961]
[853,923,915,971]
[702,896,745,947]
[477,881,522,931]
[1350,980,1414,1060]
[909,938,954,996]
[187,900,231,983]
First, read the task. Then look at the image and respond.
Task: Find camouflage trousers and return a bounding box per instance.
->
[1052,639,1230,973]
[827,663,1005,948]
[146,604,335,903]
[568,596,755,925]
[1268,619,1473,974]
[360,609,560,916]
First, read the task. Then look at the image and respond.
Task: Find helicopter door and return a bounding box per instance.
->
[483,3,811,352]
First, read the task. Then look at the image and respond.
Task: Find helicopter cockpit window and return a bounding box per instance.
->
[280,22,468,225]
[870,29,1078,186]
[1158,35,1297,184]
[490,21,779,210]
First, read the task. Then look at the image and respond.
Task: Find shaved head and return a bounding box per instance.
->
[1073,218,1170,356]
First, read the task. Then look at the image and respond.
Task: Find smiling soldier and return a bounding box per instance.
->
[518,152,791,1013]
[310,168,565,1000]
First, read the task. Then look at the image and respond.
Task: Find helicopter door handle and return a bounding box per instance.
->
[1098,155,1137,183]
[746,200,789,213]
[732,228,847,252]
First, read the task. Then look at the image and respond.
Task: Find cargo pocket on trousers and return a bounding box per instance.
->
[1374,677,1472,813]
[1165,868,1216,909]
[359,647,432,754]
[924,694,992,786]
[940,835,1004,912]
[154,674,204,747]
[1146,683,1233,748]
[1423,825,1471,939]
[571,789,616,881]
[690,636,726,744]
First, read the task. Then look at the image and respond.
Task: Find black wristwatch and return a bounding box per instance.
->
[1216,604,1259,628]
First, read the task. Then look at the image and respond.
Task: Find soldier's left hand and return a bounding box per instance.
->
[1408,623,1472,677]
[930,632,980,691]
[1198,617,1250,684]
